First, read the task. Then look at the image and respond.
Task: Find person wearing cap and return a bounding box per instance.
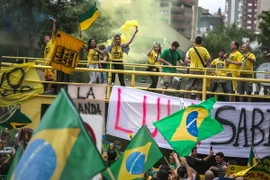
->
[185,36,211,100]
[158,41,184,94]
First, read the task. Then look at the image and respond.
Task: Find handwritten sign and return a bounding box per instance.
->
[68,84,106,100]
[0,62,43,106]
[107,86,270,158]
[68,84,106,120]
[235,156,270,179]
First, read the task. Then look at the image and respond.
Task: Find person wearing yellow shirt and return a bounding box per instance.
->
[209,50,228,101]
[84,39,106,84]
[43,17,56,94]
[104,27,139,86]
[146,43,162,92]
[185,36,211,100]
[226,41,242,102]
[237,43,256,102]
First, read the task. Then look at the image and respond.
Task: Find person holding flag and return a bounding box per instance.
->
[43,17,57,94]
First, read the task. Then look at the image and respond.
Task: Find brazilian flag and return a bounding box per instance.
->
[11,89,106,180]
[154,97,224,156]
[248,146,257,167]
[103,125,163,180]
[79,3,99,31]
[0,109,32,129]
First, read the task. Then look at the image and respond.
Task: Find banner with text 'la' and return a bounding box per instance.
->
[107,86,270,158]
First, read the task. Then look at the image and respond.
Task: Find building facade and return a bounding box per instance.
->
[242,0,257,32]
[224,0,244,28]
[256,0,270,32]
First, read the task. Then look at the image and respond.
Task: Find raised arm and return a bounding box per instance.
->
[122,26,139,48]
[147,46,154,57]
[50,18,57,43]
[180,157,196,180]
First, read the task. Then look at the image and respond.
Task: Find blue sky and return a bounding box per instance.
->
[199,0,226,14]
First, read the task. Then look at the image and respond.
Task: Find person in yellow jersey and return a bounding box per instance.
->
[237,43,256,102]
[146,43,162,92]
[185,36,211,100]
[43,17,56,94]
[209,50,228,101]
[226,41,242,102]
[84,39,106,84]
[104,26,139,86]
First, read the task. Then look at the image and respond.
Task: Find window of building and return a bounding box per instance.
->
[248,3,253,6]
[161,10,169,15]
[160,2,169,7]
[247,9,252,12]
[247,20,252,24]
[247,26,252,29]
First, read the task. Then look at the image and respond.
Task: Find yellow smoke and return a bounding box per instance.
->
[105,20,139,46]
[120,20,139,43]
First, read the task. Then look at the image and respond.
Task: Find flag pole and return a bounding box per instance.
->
[78,21,82,40]
[164,156,171,166]
[106,168,116,180]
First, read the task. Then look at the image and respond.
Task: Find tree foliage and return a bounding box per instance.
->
[203,24,255,59]
[258,10,270,53]
[0,0,115,57]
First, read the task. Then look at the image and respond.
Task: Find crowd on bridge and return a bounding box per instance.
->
[42,18,270,102]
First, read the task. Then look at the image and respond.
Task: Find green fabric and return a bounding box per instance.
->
[0,109,32,129]
[103,125,163,180]
[160,49,181,73]
[247,146,256,167]
[154,98,224,156]
[6,146,23,180]
[78,3,98,22]
[12,89,106,180]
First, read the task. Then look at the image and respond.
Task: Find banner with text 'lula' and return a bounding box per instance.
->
[107,86,270,158]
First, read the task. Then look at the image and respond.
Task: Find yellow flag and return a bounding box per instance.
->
[48,31,84,74]
[0,62,43,107]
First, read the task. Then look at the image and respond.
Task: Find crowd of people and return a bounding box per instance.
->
[41,18,269,102]
[101,138,246,180]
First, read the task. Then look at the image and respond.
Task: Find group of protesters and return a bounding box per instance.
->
[42,17,265,102]
[101,138,246,180]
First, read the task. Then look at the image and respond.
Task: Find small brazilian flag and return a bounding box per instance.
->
[248,146,257,167]
[0,109,32,129]
[103,125,163,180]
[12,89,106,180]
[79,3,99,31]
[154,97,224,156]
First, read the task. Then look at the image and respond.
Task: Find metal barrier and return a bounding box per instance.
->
[1,56,270,101]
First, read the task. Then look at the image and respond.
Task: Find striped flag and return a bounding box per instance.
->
[79,4,99,31]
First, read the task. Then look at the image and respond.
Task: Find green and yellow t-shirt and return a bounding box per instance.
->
[227,50,242,74]
[87,49,99,65]
[242,53,256,75]
[188,46,211,71]
[211,58,227,76]
[148,50,160,66]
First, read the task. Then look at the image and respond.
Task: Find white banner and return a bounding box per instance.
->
[68,84,106,119]
[107,86,270,158]
[81,115,104,152]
